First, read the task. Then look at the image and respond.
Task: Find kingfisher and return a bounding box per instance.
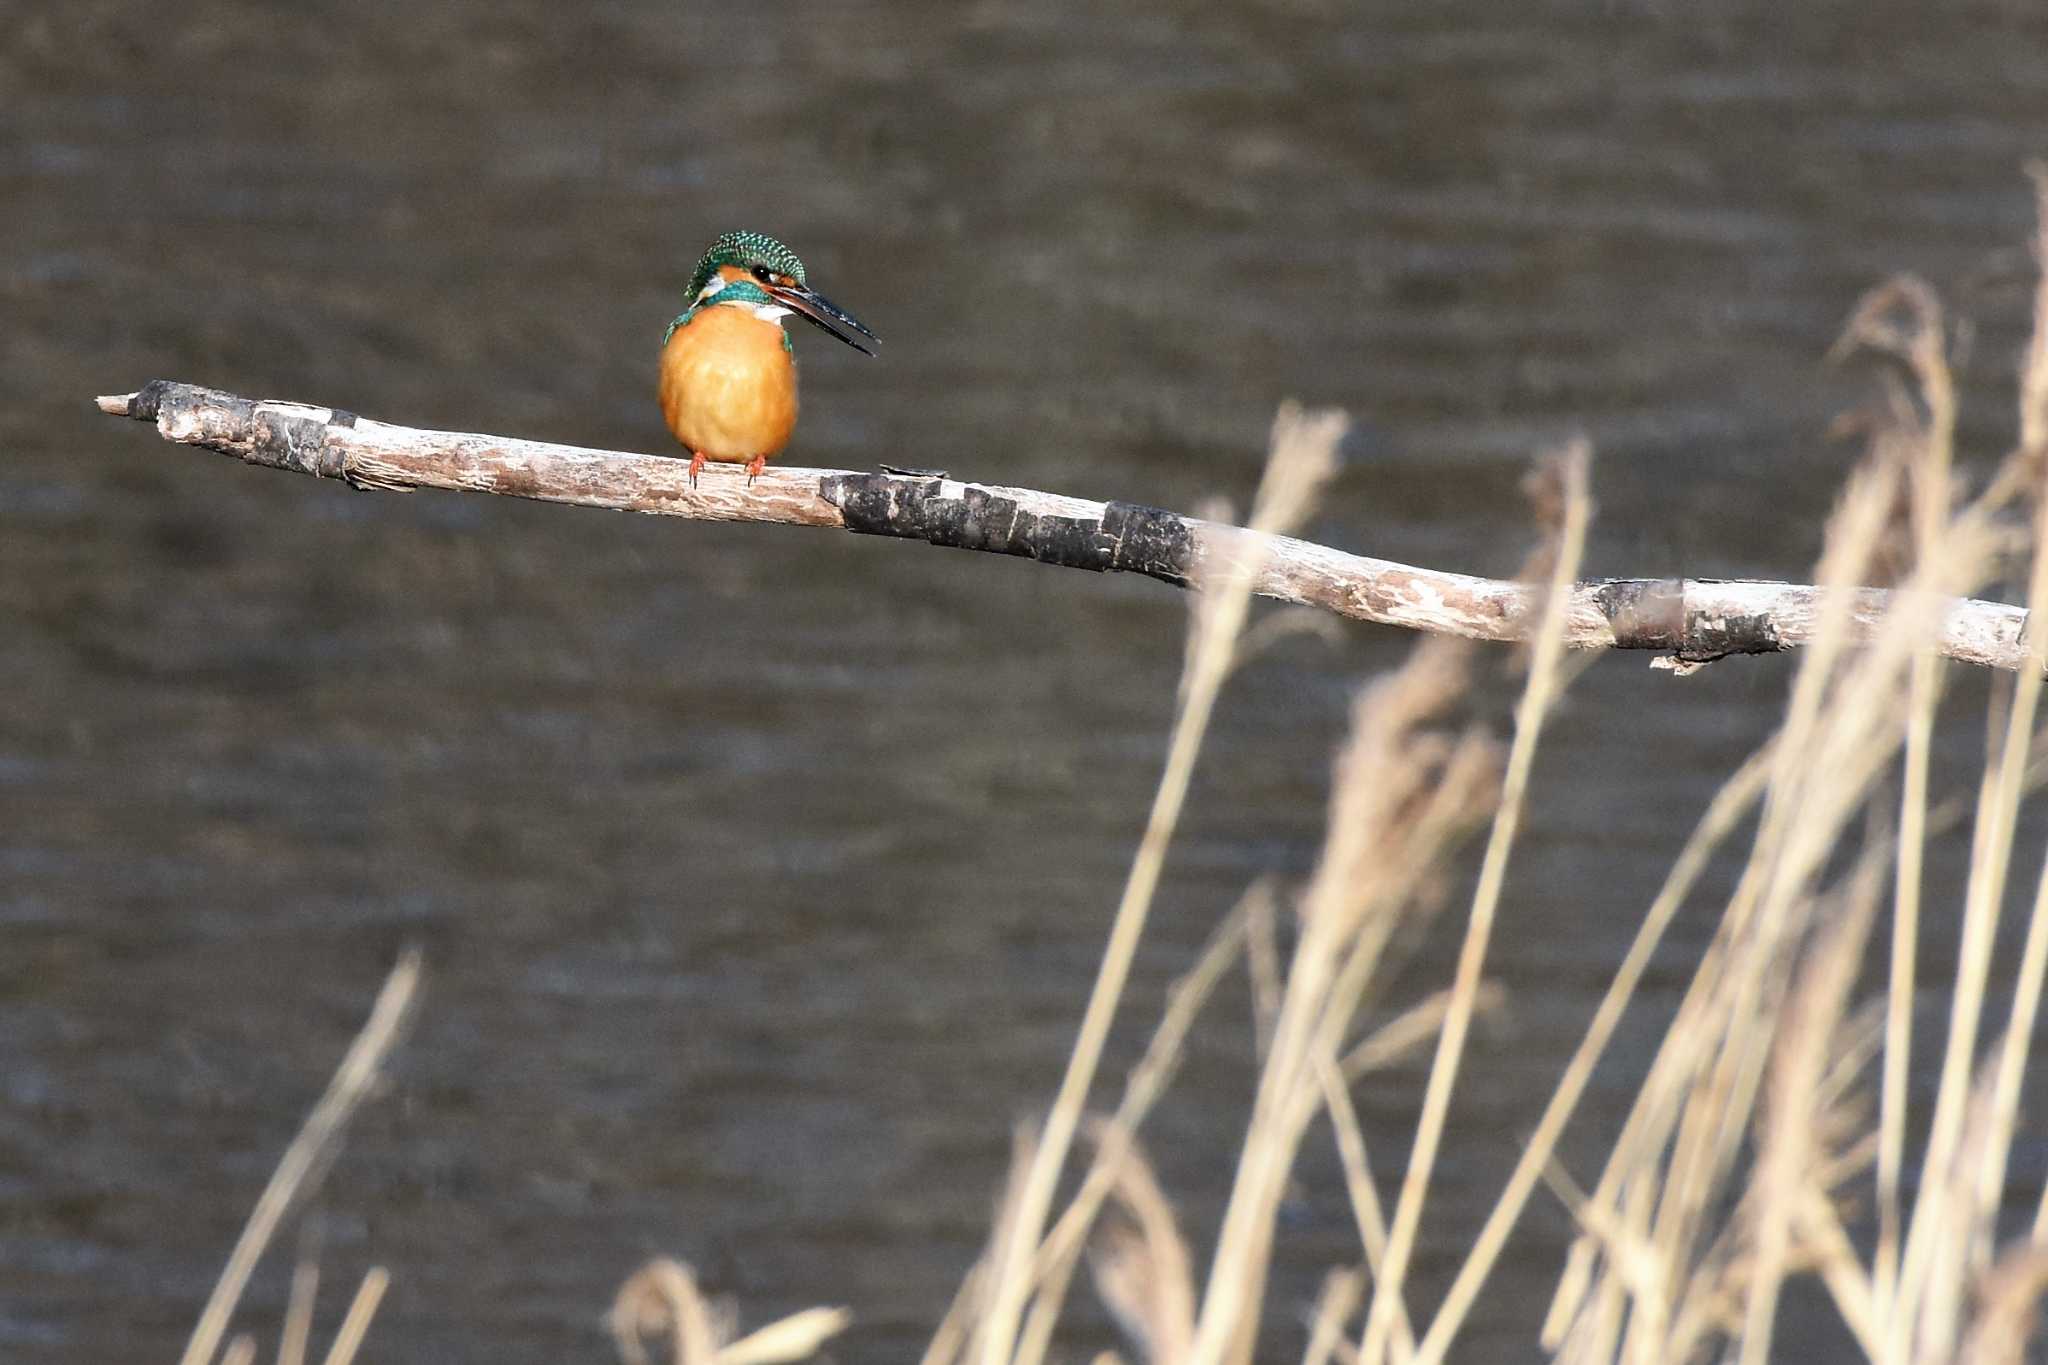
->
[658,230,878,485]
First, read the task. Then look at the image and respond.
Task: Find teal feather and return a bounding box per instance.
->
[660,278,786,349]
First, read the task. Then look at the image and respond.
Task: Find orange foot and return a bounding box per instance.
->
[687,451,706,487]
[745,453,767,485]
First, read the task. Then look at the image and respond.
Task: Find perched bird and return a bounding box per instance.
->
[658,230,878,485]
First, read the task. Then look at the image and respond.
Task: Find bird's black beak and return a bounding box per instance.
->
[769,282,879,356]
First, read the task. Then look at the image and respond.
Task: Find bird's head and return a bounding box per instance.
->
[675,230,878,356]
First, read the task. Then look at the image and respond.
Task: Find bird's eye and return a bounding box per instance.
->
[751,264,773,282]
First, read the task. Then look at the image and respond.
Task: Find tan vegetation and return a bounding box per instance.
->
[933,173,2048,1365]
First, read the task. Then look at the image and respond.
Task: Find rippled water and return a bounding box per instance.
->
[5,3,2048,1361]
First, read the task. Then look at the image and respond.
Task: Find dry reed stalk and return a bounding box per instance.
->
[1538,454,2000,1361]
[1013,900,1252,1365]
[1958,1244,2048,1365]
[612,1259,721,1365]
[1358,445,1592,1365]
[1740,851,1887,1364]
[1883,590,1936,1315]
[1007,642,1479,1365]
[610,1257,851,1365]
[279,1260,319,1365]
[719,1309,859,1365]
[921,1252,988,1365]
[1894,607,2045,1351]
[1180,633,1502,1365]
[1841,273,1963,1322]
[1309,975,1515,1356]
[1914,1066,2009,1359]
[1988,842,2048,1235]
[944,1128,1044,1365]
[1017,883,1491,1365]
[1965,641,2048,1298]
[1648,497,2000,1364]
[2022,163,2048,458]
[1301,1269,1367,1365]
[1538,206,2048,1361]
[318,1268,388,1365]
[1084,1142,1198,1365]
[1544,1159,1653,1363]
[1417,745,1774,1365]
[1337,982,1504,1084]
[179,950,421,1365]
[1892,178,2048,1361]
[1315,1052,1415,1359]
[2016,173,2048,1265]
[969,403,1344,1365]
[1995,171,2048,1265]
[1800,1182,1884,1358]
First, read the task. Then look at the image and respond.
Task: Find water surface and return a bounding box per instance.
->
[5,3,2048,1360]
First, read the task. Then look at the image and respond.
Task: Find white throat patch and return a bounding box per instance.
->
[697,275,791,325]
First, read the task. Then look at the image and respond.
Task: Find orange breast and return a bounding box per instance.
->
[657,306,799,462]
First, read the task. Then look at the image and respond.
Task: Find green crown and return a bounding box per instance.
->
[685,230,807,303]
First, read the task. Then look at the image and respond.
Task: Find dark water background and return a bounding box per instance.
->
[7,2,2048,1361]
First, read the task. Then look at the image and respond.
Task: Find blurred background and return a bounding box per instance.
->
[6,2,2048,1361]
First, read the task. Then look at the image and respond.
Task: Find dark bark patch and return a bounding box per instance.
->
[821,474,1197,587]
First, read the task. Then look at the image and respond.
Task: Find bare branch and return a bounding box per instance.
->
[97,381,2033,671]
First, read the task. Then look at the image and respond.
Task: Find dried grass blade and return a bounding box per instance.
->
[179,952,422,1365]
[1358,442,1591,1365]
